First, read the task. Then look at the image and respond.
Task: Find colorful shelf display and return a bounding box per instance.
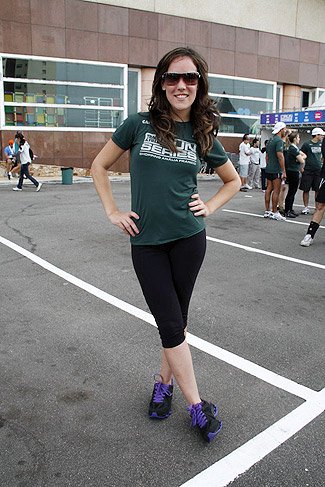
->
[3,92,121,128]
[4,92,67,127]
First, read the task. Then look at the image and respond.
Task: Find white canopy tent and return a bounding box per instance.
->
[307,91,325,110]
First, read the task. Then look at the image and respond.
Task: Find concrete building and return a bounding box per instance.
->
[1,0,325,171]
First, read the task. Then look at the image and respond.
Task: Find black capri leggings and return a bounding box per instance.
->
[131,229,206,349]
[285,170,300,212]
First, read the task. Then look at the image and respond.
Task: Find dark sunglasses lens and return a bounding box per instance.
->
[183,73,199,84]
[163,72,199,85]
[164,73,181,85]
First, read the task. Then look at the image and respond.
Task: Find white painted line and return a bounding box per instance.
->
[0,235,316,401]
[294,204,316,209]
[0,235,156,327]
[186,334,316,401]
[206,236,325,270]
[179,388,325,487]
[222,209,325,229]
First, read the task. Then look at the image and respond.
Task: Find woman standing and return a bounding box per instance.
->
[278,129,290,215]
[284,132,306,218]
[91,47,240,443]
[260,140,268,192]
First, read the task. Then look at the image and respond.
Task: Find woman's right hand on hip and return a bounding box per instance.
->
[108,210,140,237]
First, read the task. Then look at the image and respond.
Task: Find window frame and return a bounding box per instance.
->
[0,53,129,131]
[208,73,276,137]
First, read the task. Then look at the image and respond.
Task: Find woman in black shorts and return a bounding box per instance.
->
[92,47,240,443]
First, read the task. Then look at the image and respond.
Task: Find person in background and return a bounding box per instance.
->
[247,138,260,189]
[4,139,15,179]
[278,128,290,215]
[300,134,325,246]
[284,132,306,218]
[264,121,287,221]
[91,47,240,443]
[238,134,251,191]
[299,127,324,214]
[260,140,268,192]
[12,132,42,192]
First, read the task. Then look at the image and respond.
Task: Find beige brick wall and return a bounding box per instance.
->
[83,0,325,43]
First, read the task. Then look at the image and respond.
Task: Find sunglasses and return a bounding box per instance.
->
[162,72,201,86]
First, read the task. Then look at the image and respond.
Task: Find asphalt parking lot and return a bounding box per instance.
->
[0,177,324,487]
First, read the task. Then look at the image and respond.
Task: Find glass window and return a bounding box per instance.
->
[4,106,122,128]
[3,58,124,84]
[2,56,127,129]
[219,116,260,135]
[301,90,310,108]
[208,74,275,135]
[212,96,273,117]
[4,82,123,107]
[128,70,139,116]
[209,76,274,99]
[276,85,282,112]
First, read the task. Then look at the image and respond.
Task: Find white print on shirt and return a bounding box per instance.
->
[310,146,321,153]
[139,132,197,165]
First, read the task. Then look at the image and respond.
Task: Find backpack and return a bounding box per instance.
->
[29,147,34,160]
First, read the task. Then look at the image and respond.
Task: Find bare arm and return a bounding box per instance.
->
[91,138,139,236]
[188,159,241,217]
[295,153,305,173]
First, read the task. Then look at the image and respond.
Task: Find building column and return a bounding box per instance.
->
[141,68,155,112]
[282,85,301,111]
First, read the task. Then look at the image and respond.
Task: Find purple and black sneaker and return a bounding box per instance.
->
[148,374,173,419]
[187,400,222,443]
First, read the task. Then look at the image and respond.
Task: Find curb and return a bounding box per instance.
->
[0,176,131,186]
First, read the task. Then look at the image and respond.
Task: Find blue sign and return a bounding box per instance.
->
[260,109,325,126]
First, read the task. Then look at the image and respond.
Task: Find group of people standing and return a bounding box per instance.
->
[238,122,325,246]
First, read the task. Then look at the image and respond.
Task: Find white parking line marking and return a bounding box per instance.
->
[0,235,316,401]
[186,334,316,401]
[294,204,316,209]
[206,236,325,270]
[179,389,325,487]
[222,209,325,228]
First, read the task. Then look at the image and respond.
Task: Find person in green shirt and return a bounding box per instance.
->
[264,121,287,220]
[284,132,306,218]
[92,47,240,443]
[299,127,324,214]
[300,135,325,246]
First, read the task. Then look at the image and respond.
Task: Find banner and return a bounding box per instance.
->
[260,109,325,126]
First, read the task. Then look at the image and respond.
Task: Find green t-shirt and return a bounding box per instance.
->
[300,140,322,172]
[111,113,228,245]
[266,135,284,174]
[285,144,301,172]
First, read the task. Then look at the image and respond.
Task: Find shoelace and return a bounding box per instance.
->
[152,374,173,404]
[187,403,207,428]
[153,382,172,403]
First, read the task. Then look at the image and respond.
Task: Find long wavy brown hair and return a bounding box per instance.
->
[148,47,220,158]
